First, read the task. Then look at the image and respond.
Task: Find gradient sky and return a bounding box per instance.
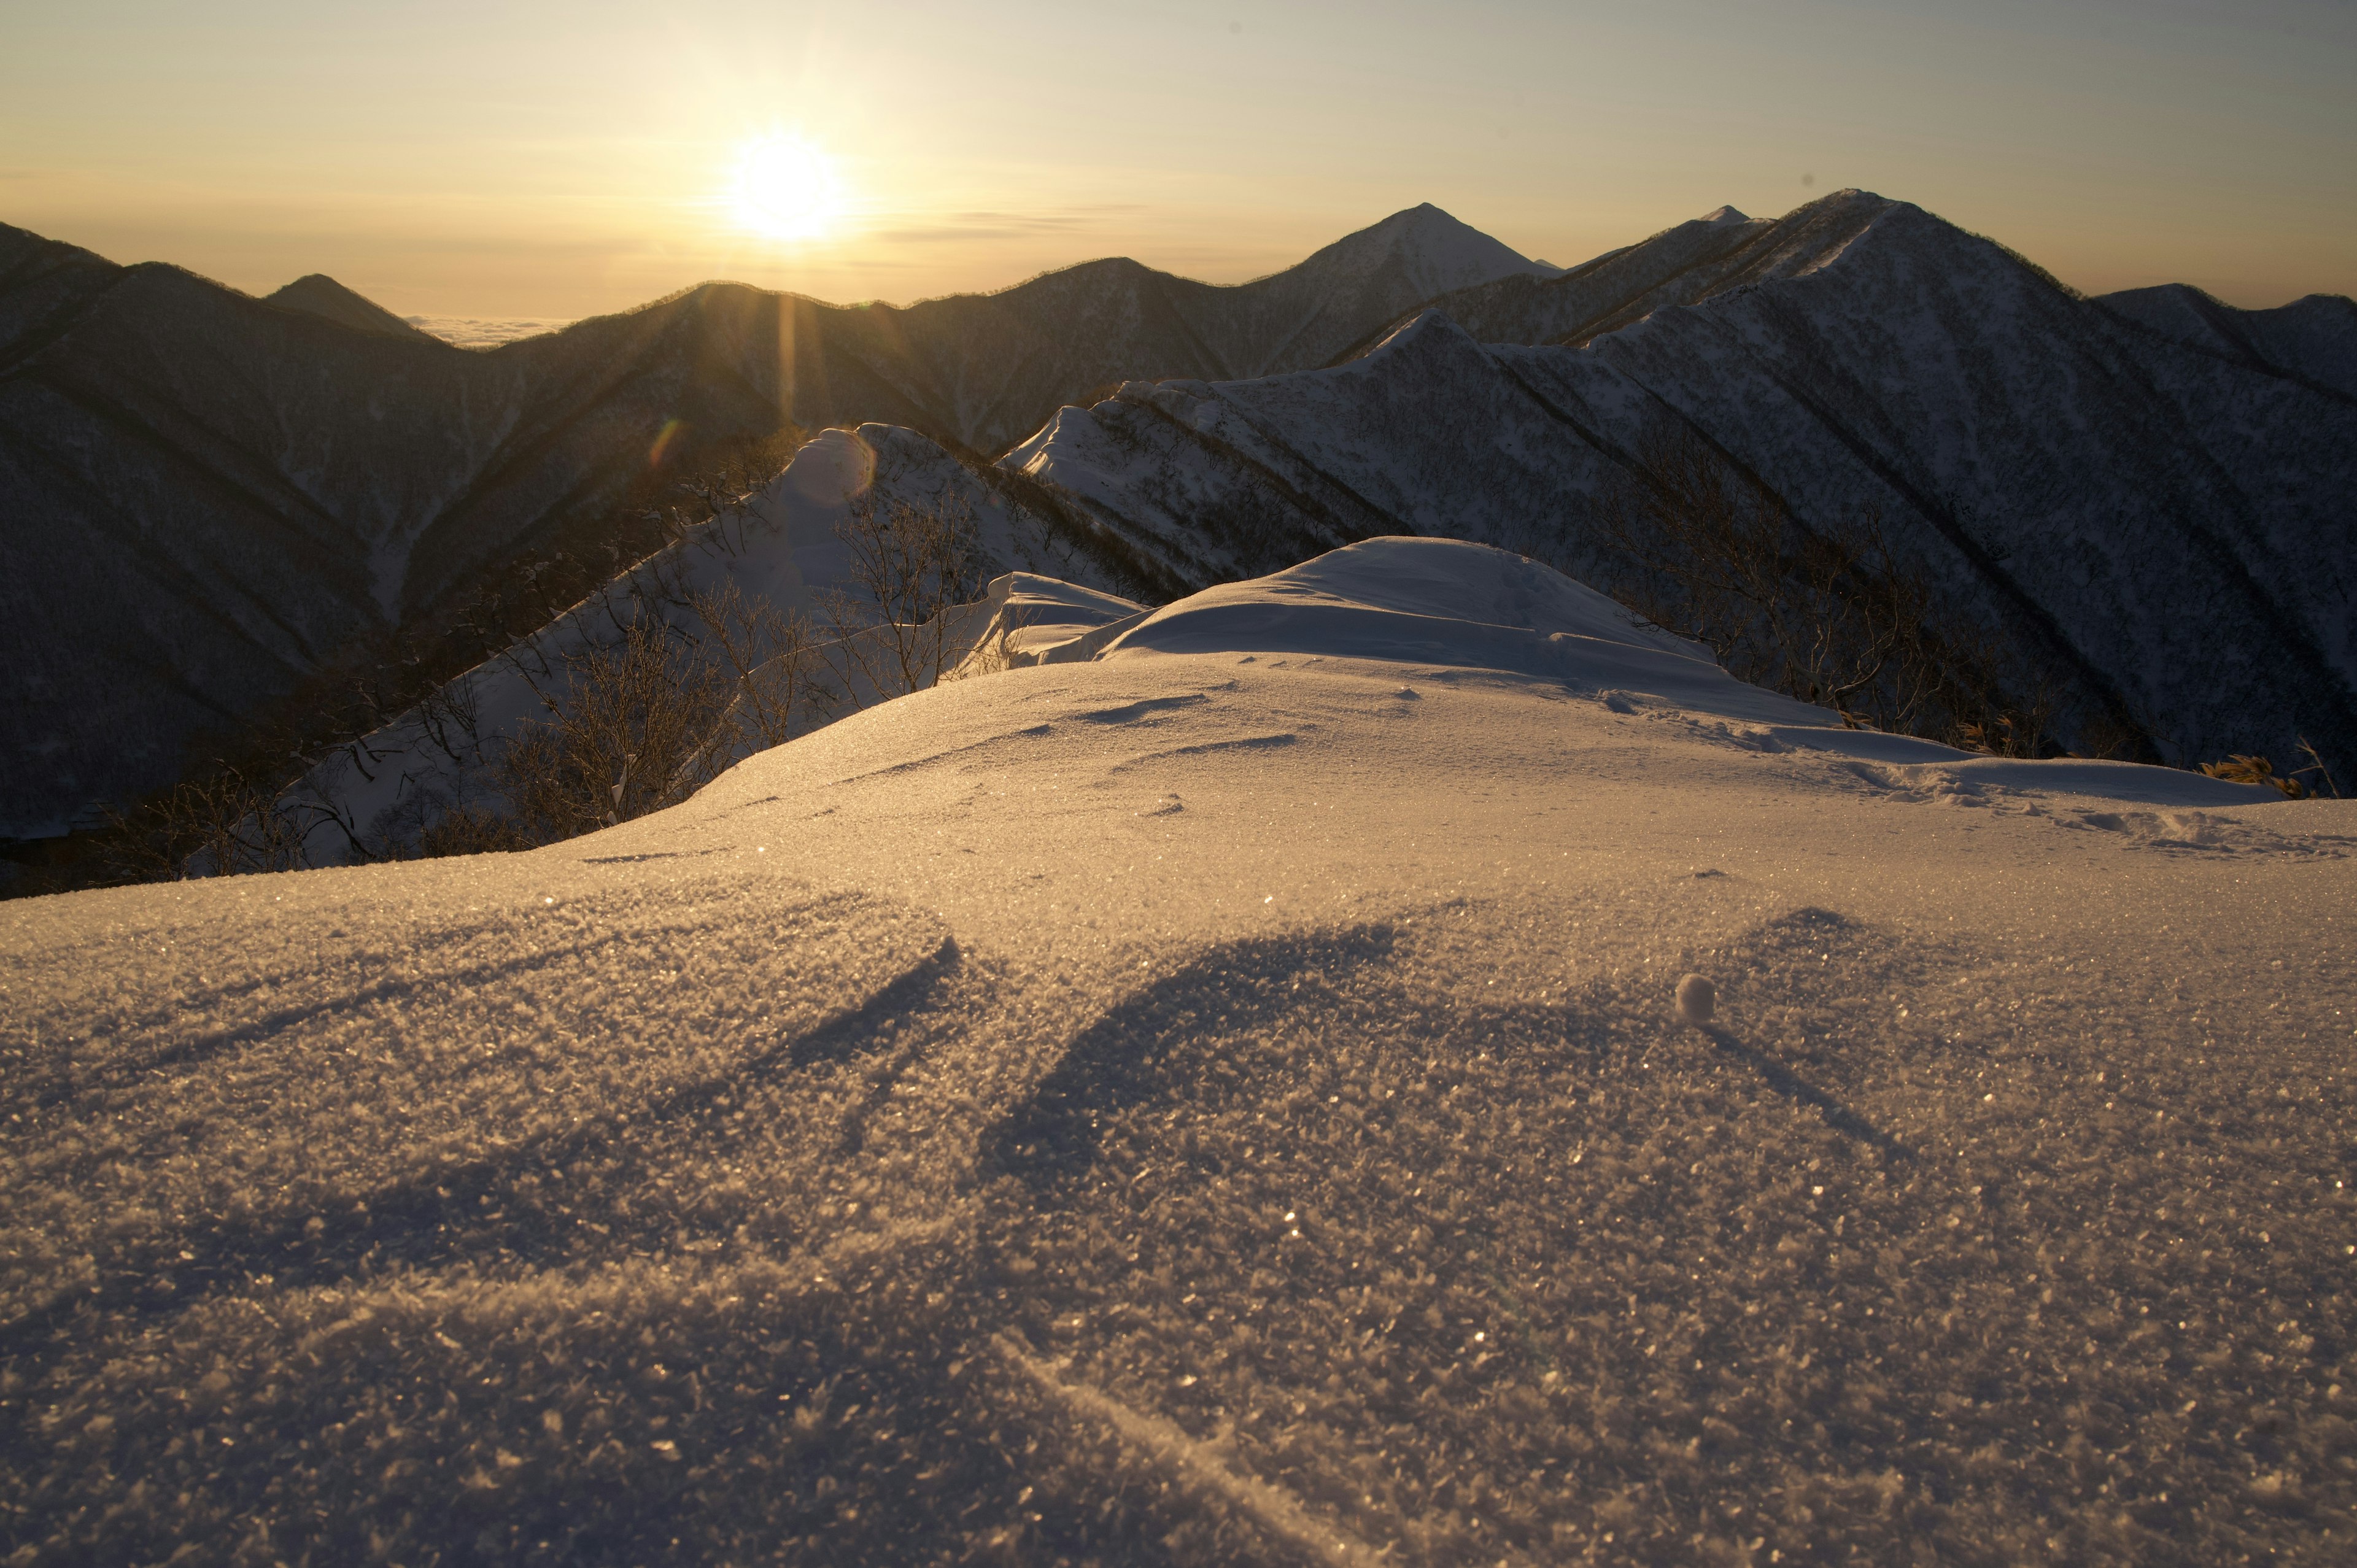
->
[4,0,2351,317]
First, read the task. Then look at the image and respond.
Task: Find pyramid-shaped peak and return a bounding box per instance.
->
[265,274,432,340]
[1391,201,1462,225]
[1699,205,1751,226]
[1306,204,1558,293]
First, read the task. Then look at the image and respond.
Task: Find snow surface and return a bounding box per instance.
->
[293,425,1137,861]
[7,540,2353,1564]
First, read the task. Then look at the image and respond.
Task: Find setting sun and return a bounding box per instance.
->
[729,134,845,242]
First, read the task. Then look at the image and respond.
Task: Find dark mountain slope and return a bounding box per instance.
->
[0,208,1549,838]
[0,238,814,837]
[769,203,1557,453]
[2094,283,2357,401]
[1331,194,1906,361]
[265,274,435,340]
[1002,194,2357,775]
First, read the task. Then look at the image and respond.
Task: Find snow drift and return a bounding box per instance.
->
[9,537,2350,1564]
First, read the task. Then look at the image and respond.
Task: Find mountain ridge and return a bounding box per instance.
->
[265,274,435,340]
[0,206,1554,838]
[988,192,2356,776]
[6,197,2354,846]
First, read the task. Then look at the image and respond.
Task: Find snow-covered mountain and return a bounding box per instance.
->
[0,207,1549,840]
[9,539,2348,1563]
[788,201,1560,453]
[288,425,1147,864]
[6,192,2351,846]
[2092,283,2357,400]
[994,193,2357,777]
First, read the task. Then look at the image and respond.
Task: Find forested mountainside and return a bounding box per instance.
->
[0,206,1548,838]
[2091,283,2357,400]
[0,229,800,838]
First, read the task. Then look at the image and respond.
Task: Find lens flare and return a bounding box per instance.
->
[730,136,845,242]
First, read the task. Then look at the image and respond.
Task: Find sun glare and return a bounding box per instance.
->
[729,136,845,242]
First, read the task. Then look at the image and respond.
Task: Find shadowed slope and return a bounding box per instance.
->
[0,207,1547,838]
[1003,198,2357,776]
[264,274,435,341]
[2095,283,2357,401]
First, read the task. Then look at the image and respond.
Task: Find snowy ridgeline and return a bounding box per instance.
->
[301,509,2274,865]
[290,427,1145,863]
[374,187,2356,828]
[8,535,2351,1564]
[981,190,2356,778]
[10,190,2352,841]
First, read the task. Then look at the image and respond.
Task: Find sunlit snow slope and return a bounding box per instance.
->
[6,541,2353,1566]
[288,425,1145,863]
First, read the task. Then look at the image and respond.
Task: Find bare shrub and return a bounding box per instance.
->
[1589,426,2057,754]
[102,763,314,882]
[415,800,530,856]
[462,487,996,854]
[443,581,840,854]
[2296,736,2343,798]
[492,612,737,846]
[460,482,991,856]
[689,582,838,753]
[817,491,993,705]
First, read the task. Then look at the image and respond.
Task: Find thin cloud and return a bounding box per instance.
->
[866,206,1149,245]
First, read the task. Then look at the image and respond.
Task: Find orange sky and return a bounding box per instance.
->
[4,1,2351,317]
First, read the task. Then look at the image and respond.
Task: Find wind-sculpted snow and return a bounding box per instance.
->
[1096,539,2271,805]
[4,538,2350,1563]
[1098,538,1804,722]
[0,863,953,1332]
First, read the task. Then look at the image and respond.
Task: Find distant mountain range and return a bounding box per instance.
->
[2,193,2351,845]
[0,204,1551,838]
[265,274,436,341]
[988,191,2357,779]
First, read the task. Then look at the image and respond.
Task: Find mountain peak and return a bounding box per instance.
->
[265,274,433,340]
[1698,205,1751,226]
[1307,204,1560,296]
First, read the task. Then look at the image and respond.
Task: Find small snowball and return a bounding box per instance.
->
[1676,973,1716,1025]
